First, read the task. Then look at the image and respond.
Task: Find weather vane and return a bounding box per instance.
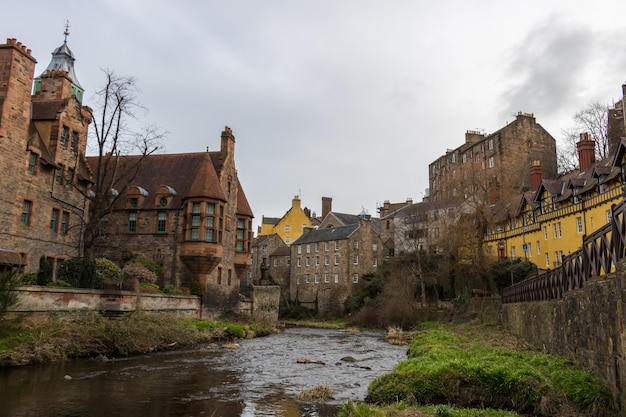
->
[63,18,71,43]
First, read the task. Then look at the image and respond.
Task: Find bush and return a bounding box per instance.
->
[37,256,53,286]
[122,263,157,284]
[56,257,99,288]
[162,285,182,295]
[20,273,38,285]
[0,271,19,318]
[95,258,123,283]
[125,255,161,279]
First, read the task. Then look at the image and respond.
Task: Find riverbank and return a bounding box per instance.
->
[0,312,281,367]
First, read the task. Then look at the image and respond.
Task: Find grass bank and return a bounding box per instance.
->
[0,312,280,367]
[340,322,615,417]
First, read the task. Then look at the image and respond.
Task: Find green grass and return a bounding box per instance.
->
[364,323,615,416]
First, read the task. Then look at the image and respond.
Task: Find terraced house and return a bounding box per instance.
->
[484,133,624,270]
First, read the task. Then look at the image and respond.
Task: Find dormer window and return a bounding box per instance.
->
[159,197,168,207]
[128,186,148,208]
[130,198,138,208]
[155,185,177,208]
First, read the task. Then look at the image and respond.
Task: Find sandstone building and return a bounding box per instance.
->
[87,127,254,312]
[257,196,313,245]
[0,36,92,274]
[428,112,558,206]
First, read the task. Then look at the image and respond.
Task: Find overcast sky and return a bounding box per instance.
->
[3,1,626,232]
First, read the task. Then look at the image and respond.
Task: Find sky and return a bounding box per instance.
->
[3,1,626,233]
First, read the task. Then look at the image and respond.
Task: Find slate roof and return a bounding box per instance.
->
[292,223,360,245]
[87,151,253,217]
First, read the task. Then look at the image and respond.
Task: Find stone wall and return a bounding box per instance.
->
[250,284,280,324]
[501,272,626,413]
[9,286,201,317]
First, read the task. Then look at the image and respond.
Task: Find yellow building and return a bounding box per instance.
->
[257,196,313,245]
[484,135,624,271]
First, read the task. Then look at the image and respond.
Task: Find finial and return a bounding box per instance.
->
[63,18,71,43]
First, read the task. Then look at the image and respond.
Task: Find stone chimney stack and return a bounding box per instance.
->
[321,196,332,219]
[530,160,543,192]
[577,132,596,172]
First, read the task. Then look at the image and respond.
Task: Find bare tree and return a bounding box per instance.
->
[558,100,610,173]
[81,69,165,254]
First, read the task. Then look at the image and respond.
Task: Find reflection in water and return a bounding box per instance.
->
[0,327,405,417]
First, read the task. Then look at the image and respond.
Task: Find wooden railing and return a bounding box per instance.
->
[502,200,626,303]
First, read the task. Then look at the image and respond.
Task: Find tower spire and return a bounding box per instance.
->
[63,18,70,44]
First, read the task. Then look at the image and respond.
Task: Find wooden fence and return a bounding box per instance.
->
[502,200,626,303]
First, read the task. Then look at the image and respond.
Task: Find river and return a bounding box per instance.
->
[0,327,407,417]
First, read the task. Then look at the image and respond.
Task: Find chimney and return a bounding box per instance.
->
[292,195,301,209]
[529,160,543,192]
[321,197,332,219]
[577,132,596,172]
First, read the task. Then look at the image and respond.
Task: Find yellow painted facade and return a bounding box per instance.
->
[257,197,313,245]
[484,162,624,271]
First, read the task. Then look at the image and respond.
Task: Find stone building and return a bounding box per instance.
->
[88,127,254,313]
[428,112,558,206]
[290,215,382,314]
[257,196,313,245]
[0,36,92,274]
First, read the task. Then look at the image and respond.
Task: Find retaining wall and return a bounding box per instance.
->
[9,286,201,317]
[501,272,626,414]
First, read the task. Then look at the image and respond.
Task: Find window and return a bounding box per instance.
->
[334,273,339,283]
[129,198,138,208]
[324,255,329,266]
[305,257,310,267]
[70,131,78,153]
[21,200,32,225]
[536,241,541,255]
[297,258,301,267]
[334,255,339,265]
[335,241,339,250]
[314,274,319,283]
[526,242,532,258]
[324,242,329,251]
[60,211,69,234]
[296,275,301,285]
[353,240,359,250]
[306,244,311,254]
[353,255,359,265]
[353,273,359,283]
[576,217,583,234]
[607,210,612,223]
[286,258,291,267]
[285,225,290,232]
[545,253,550,268]
[65,168,74,188]
[488,156,494,168]
[156,212,167,233]
[511,246,516,260]
[159,197,168,207]
[451,153,456,163]
[273,258,278,267]
[99,214,108,236]
[217,267,222,285]
[297,245,302,254]
[55,168,62,185]
[324,273,329,283]
[315,256,319,266]
[60,125,68,146]
[543,226,548,240]
[373,258,378,267]
[50,208,59,232]
[372,243,377,252]
[555,252,561,267]
[315,243,319,252]
[285,237,290,244]
[236,219,245,252]
[28,152,36,174]
[190,202,201,240]
[128,212,137,233]
[305,274,310,283]
[488,138,494,150]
